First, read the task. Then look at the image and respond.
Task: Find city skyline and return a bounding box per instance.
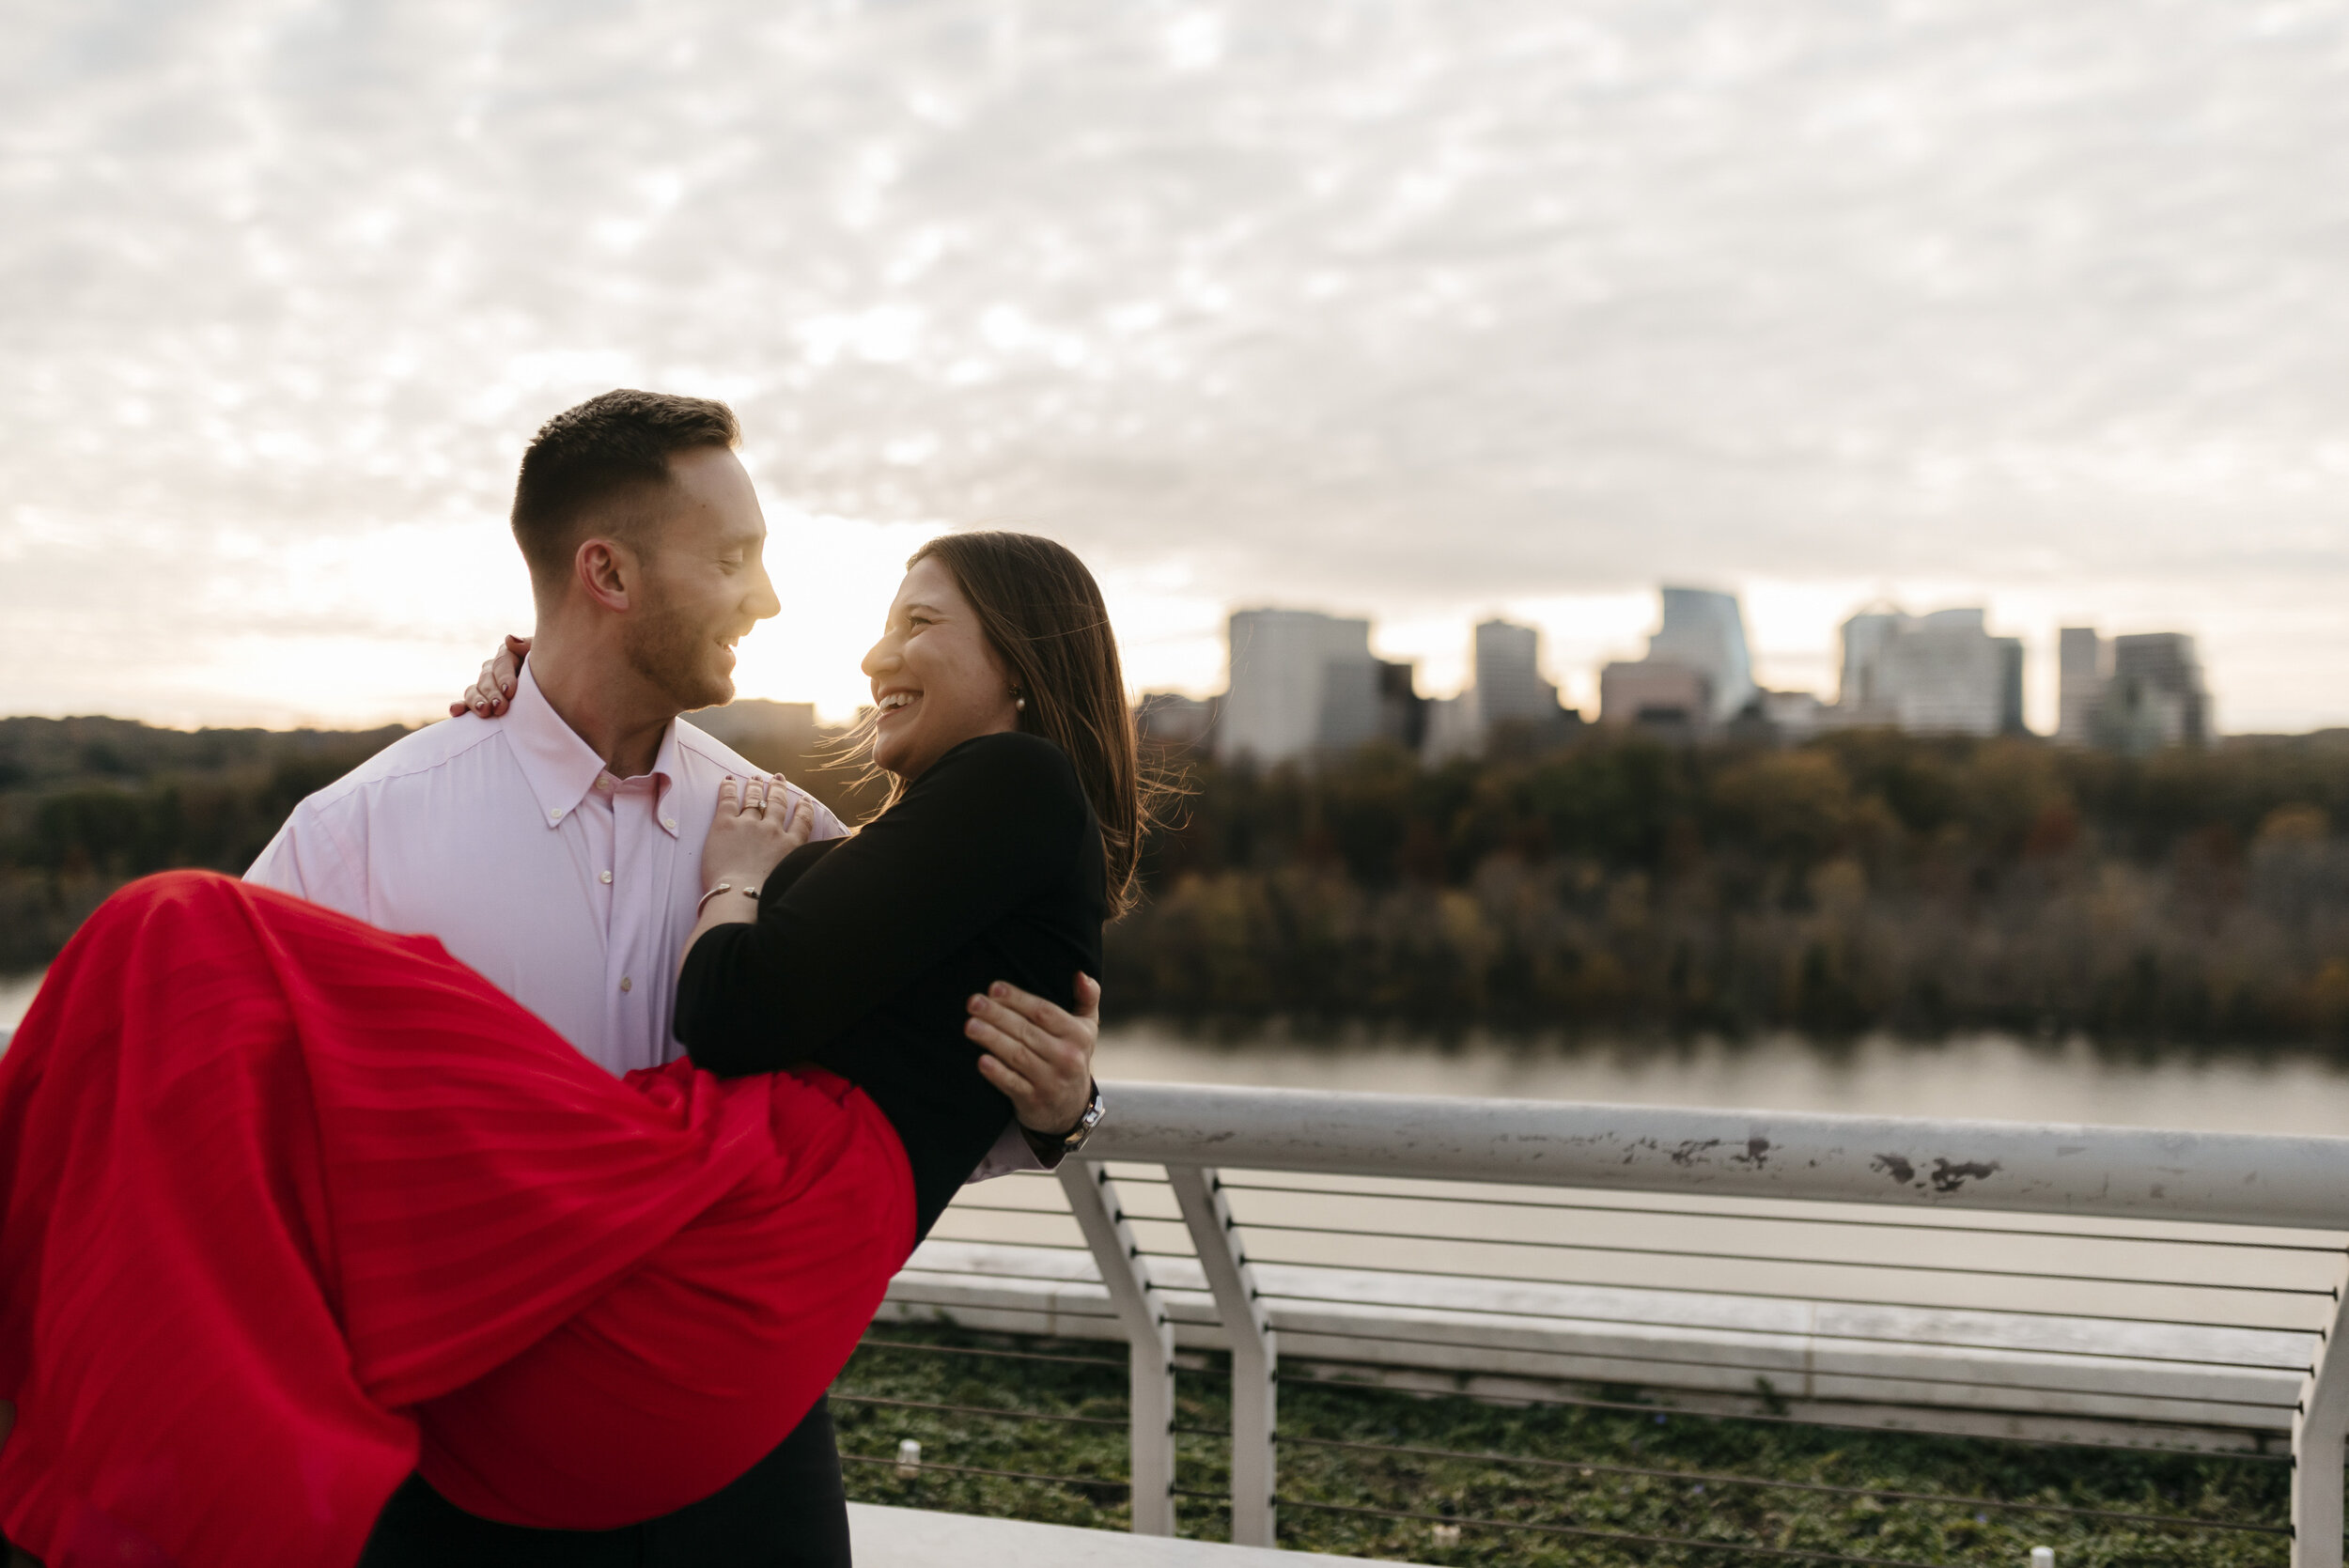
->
[1169,586,2217,756]
[0,550,2291,738]
[5,2,2346,735]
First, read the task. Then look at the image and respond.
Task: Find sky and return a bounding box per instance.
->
[3,0,2346,733]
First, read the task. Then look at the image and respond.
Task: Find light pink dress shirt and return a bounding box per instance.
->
[246,663,1036,1177]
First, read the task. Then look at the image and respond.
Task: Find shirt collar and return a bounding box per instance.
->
[646,722,685,833]
[504,663,682,834]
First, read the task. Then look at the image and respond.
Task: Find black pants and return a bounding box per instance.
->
[359,1399,850,1568]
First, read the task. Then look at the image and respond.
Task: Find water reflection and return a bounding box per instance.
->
[1101,1023,2349,1136]
[8,967,2344,1137]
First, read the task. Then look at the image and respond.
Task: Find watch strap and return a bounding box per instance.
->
[1019,1079,1105,1169]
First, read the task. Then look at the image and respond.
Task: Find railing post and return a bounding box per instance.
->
[2297,1251,2349,1568]
[1059,1159,1175,1535]
[1169,1165,1277,1548]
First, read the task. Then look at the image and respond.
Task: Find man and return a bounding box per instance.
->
[249,390,1102,1564]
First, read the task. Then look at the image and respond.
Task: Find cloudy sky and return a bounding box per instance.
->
[4,0,2346,732]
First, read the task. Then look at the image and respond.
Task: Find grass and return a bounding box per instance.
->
[832,1321,2295,1566]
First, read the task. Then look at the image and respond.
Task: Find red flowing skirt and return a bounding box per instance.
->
[0,871,916,1568]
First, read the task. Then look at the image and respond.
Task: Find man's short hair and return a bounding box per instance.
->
[510,389,740,584]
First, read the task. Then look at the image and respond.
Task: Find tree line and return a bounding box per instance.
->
[1110,728,2349,1045]
[7,712,2347,1045]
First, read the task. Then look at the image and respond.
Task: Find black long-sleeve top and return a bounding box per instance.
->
[675,732,1107,1238]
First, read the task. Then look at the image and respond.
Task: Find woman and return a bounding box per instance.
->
[0,532,1143,1568]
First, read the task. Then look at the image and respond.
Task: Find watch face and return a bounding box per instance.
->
[1066,1091,1105,1146]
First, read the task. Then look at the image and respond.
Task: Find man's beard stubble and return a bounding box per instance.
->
[621,585,733,715]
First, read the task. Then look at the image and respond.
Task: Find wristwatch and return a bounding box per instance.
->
[1020,1079,1106,1168]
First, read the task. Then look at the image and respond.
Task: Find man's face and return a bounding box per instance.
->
[619,445,780,713]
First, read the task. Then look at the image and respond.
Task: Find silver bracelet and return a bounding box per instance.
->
[696,881,760,917]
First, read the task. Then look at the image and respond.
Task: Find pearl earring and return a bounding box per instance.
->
[1014,693,1027,711]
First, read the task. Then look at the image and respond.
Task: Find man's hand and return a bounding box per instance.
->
[968,974,1099,1135]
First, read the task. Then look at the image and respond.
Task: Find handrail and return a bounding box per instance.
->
[1088,1080,2349,1229]
[1050,1080,2349,1564]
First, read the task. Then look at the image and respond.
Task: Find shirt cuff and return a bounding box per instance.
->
[963,1117,1045,1183]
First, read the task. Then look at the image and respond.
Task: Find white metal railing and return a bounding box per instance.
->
[879,1082,2349,1566]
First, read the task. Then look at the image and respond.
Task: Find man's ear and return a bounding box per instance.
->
[574,536,641,614]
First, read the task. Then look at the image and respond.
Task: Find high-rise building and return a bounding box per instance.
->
[1837,607,2024,737]
[1596,586,1756,733]
[1377,660,1427,751]
[2109,633,2212,750]
[1837,610,1905,713]
[1599,661,1710,728]
[1466,617,1575,755]
[2058,628,2108,746]
[1997,636,2026,736]
[1472,620,1555,726]
[2054,627,2212,752]
[1421,693,1481,763]
[1217,609,1383,765]
[1413,618,1577,759]
[1646,587,1755,723]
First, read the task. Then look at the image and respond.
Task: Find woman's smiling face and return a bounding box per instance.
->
[862,556,1022,781]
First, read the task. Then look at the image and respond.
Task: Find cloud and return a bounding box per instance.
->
[2,0,2345,729]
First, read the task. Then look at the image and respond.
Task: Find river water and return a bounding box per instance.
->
[1097,1024,2349,1136]
[6,965,2348,1135]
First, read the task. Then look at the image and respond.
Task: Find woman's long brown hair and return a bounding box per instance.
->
[859,531,1159,916]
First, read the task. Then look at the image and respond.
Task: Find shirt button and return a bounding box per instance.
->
[661,816,677,831]
[599,870,613,884]
[619,976,632,992]
[549,809,563,823]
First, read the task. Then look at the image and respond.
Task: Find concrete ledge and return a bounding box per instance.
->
[848,1504,1428,1566]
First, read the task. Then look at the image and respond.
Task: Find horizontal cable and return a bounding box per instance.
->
[876,1301,1122,1327]
[1194,1220,2334,1296]
[882,1281,1121,1315]
[997,1168,1171,1187]
[886,1267,2309,1377]
[1212,1179,2349,1253]
[1250,1287,2311,1374]
[1273,1432,2289,1535]
[1239,1262,2320,1335]
[848,1337,1128,1371]
[1266,1319,2295,1408]
[841,1452,1128,1491]
[883,1296,1128,1324]
[1268,1363,2293,1458]
[1275,1494,1949,1567]
[1256,1329,2290,1417]
[831,1393,1128,1428]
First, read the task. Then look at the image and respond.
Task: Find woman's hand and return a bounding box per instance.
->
[702,774,816,894]
[679,776,816,975]
[450,634,532,718]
